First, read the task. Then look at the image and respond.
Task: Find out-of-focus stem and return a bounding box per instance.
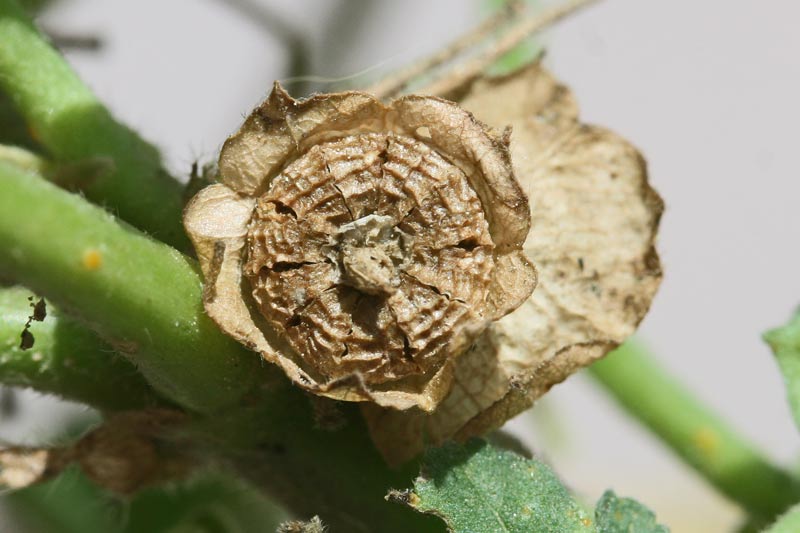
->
[419,0,598,98]
[366,0,524,99]
[0,0,189,250]
[589,342,800,521]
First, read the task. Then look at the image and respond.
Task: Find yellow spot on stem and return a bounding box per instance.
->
[692,427,719,457]
[27,125,40,143]
[82,249,102,270]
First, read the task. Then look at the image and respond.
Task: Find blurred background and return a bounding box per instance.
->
[2,1,799,531]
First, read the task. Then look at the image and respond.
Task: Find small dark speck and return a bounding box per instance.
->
[19,329,34,350]
[31,298,46,322]
[19,297,46,350]
[577,258,584,271]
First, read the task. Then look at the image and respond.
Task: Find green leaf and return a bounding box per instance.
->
[594,491,668,533]
[764,309,800,432]
[395,438,593,532]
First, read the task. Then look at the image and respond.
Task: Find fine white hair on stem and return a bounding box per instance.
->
[278,53,406,90]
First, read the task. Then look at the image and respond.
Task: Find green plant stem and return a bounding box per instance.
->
[589,342,800,521]
[193,385,444,533]
[765,503,800,533]
[0,161,258,413]
[0,0,188,250]
[0,286,162,411]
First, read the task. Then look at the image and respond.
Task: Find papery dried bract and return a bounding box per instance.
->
[184,84,536,411]
[364,62,663,463]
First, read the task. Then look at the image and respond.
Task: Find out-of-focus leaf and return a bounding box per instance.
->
[764,309,800,432]
[594,491,668,533]
[3,466,287,533]
[394,439,593,532]
[764,503,800,533]
[124,470,288,533]
[4,466,121,533]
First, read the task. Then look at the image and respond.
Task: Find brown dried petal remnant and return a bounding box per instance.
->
[363,62,663,464]
[184,84,536,411]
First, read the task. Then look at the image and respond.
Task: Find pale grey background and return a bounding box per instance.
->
[4,1,799,531]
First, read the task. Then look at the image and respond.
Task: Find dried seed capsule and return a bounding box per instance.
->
[184,85,536,411]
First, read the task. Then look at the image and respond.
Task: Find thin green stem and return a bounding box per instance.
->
[0,0,188,250]
[0,161,258,413]
[0,286,162,411]
[589,342,800,521]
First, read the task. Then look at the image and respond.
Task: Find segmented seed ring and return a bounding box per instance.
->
[244,132,493,384]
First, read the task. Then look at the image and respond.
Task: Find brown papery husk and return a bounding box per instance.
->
[363,61,663,464]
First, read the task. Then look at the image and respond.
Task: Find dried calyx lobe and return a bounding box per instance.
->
[244,132,494,384]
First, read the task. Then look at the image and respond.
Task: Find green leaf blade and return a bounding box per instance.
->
[595,491,668,533]
[402,439,593,533]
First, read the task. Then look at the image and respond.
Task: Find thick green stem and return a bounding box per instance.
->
[0,286,162,411]
[0,161,258,413]
[194,382,444,533]
[589,342,800,520]
[0,0,188,249]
